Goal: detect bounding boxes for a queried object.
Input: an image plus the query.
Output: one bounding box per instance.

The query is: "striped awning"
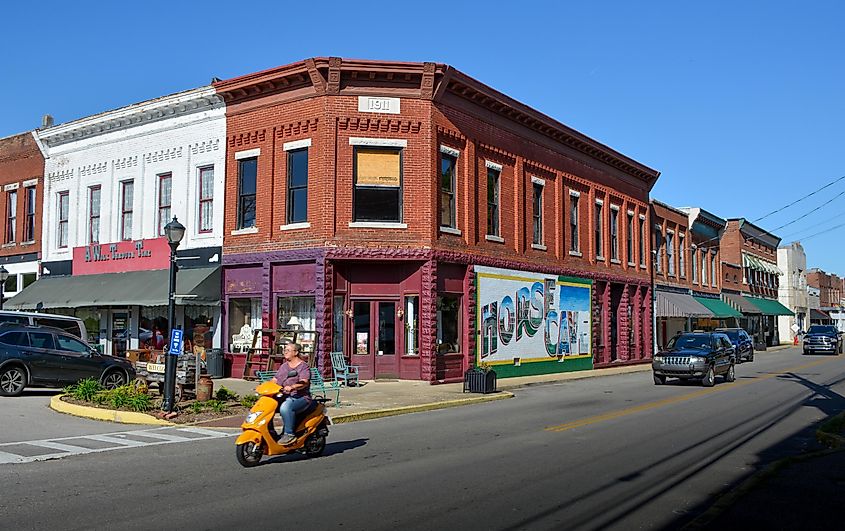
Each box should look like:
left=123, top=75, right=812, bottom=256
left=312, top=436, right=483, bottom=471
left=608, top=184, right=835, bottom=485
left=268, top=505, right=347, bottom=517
left=742, top=253, right=781, bottom=275
left=656, top=291, right=714, bottom=318
left=723, top=293, right=762, bottom=314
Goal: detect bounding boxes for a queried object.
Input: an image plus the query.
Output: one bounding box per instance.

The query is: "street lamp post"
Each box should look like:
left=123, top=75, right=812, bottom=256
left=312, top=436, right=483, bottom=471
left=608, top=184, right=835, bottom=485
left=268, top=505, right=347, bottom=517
left=0, top=266, right=8, bottom=310
left=161, top=217, right=186, bottom=413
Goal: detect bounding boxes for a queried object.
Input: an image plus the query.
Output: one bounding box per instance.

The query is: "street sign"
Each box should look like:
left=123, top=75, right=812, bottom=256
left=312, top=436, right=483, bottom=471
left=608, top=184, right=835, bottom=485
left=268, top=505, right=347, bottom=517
left=169, top=329, right=183, bottom=356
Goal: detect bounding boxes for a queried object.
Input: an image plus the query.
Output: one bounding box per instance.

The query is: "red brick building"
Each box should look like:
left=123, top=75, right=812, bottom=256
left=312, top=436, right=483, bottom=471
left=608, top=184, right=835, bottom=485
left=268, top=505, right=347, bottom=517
left=720, top=218, right=791, bottom=347
left=650, top=202, right=738, bottom=347
left=215, top=58, right=659, bottom=382
left=0, top=132, right=44, bottom=303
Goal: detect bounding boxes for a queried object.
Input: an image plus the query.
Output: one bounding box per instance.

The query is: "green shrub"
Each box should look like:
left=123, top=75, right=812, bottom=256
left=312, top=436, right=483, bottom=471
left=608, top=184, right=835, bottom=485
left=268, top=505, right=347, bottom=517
left=215, top=386, right=239, bottom=402
left=190, top=401, right=205, bottom=414
left=66, top=378, right=104, bottom=402
left=205, top=399, right=228, bottom=413
left=240, top=394, right=258, bottom=408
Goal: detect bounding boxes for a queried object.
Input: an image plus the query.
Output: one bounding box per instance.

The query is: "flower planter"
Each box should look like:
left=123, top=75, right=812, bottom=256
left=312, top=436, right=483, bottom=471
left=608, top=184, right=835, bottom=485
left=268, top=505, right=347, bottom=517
left=463, top=367, right=497, bottom=394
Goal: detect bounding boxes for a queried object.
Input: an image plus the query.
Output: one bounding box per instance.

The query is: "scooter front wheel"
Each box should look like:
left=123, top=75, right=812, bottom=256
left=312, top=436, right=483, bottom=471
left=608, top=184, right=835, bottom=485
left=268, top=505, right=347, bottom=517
left=236, top=442, right=264, bottom=467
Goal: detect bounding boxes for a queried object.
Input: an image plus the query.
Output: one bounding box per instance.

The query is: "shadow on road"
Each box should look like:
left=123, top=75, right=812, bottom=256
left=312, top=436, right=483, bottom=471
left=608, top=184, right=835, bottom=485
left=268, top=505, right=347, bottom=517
left=259, top=438, right=369, bottom=466
left=17, top=389, right=63, bottom=397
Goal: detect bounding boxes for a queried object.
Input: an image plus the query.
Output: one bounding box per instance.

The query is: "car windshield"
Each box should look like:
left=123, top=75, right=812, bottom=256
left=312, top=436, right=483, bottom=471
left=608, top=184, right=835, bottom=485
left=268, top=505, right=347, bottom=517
left=667, top=335, right=710, bottom=350
left=718, top=330, right=739, bottom=341
left=807, top=325, right=838, bottom=335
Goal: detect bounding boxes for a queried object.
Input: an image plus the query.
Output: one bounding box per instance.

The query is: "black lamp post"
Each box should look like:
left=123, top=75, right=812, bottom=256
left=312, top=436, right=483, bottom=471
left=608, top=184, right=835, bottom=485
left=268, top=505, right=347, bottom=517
left=0, top=266, right=8, bottom=310
left=161, top=217, right=185, bottom=413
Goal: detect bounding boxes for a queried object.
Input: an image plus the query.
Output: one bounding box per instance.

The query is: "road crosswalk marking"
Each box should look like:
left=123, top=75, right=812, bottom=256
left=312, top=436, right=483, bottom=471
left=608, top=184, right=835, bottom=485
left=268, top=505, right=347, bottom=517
left=0, top=427, right=233, bottom=465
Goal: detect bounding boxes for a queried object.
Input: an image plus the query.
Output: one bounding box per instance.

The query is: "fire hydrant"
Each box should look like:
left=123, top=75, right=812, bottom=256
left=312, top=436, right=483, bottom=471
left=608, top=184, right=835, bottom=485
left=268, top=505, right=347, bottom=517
left=793, top=335, right=799, bottom=346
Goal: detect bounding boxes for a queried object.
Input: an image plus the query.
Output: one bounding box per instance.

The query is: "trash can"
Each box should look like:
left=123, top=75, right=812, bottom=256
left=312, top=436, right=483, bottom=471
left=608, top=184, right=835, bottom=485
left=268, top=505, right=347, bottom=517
left=206, top=348, right=224, bottom=379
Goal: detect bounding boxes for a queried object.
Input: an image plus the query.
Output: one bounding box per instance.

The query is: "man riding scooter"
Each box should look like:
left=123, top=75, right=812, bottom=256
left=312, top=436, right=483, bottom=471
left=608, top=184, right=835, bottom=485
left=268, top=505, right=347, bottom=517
left=272, top=342, right=312, bottom=445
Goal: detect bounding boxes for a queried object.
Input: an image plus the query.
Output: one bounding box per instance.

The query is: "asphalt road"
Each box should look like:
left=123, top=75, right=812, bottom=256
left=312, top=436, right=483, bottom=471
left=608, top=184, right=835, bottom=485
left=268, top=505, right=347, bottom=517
left=1, top=346, right=843, bottom=531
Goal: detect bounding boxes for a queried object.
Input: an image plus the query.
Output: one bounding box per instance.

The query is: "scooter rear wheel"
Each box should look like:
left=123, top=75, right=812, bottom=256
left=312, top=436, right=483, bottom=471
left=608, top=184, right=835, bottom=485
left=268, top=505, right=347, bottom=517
left=236, top=442, right=264, bottom=467
left=304, top=435, right=326, bottom=457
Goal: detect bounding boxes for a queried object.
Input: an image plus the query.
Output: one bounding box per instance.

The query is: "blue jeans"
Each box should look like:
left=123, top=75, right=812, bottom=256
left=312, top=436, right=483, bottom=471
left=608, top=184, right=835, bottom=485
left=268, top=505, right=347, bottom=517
left=279, top=396, right=311, bottom=435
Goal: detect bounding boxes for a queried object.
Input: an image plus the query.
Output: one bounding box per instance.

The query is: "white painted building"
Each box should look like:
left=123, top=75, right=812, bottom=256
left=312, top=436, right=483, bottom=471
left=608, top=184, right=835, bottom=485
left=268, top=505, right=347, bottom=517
left=777, top=241, right=809, bottom=343
left=9, top=87, right=226, bottom=357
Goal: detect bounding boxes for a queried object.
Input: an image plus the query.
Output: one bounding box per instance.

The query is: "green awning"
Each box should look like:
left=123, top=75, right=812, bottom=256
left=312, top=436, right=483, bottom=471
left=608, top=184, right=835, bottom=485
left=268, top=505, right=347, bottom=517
left=6, top=267, right=221, bottom=310
left=743, top=296, right=794, bottom=316
left=692, top=296, right=743, bottom=318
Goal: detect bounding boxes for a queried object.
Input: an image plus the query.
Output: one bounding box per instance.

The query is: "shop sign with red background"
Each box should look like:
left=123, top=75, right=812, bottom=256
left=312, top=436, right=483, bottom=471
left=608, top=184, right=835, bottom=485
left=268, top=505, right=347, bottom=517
left=73, top=238, right=171, bottom=275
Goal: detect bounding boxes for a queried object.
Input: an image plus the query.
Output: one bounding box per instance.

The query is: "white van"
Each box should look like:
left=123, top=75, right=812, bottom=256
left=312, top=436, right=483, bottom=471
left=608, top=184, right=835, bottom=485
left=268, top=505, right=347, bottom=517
left=0, top=310, right=88, bottom=343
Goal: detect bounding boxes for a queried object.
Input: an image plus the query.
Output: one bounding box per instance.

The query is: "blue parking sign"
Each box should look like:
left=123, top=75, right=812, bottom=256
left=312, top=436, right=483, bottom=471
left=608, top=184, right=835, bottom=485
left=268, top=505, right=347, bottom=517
left=169, top=329, right=184, bottom=356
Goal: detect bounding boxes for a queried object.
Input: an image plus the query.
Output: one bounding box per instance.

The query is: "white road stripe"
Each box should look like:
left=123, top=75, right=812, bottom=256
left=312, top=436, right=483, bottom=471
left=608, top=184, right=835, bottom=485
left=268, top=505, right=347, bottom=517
left=0, top=427, right=234, bottom=465
left=29, top=441, right=92, bottom=453
left=85, top=434, right=147, bottom=447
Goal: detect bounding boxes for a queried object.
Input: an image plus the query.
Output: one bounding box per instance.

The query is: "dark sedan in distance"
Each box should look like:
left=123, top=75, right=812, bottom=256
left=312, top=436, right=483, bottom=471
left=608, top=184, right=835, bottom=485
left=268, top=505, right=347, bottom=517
left=0, top=325, right=135, bottom=397
left=715, top=327, right=754, bottom=362
left=652, top=332, right=737, bottom=387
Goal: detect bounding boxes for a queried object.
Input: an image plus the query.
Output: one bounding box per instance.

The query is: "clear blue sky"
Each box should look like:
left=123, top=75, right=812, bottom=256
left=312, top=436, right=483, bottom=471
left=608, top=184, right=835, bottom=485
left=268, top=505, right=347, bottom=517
left=3, top=1, right=844, bottom=272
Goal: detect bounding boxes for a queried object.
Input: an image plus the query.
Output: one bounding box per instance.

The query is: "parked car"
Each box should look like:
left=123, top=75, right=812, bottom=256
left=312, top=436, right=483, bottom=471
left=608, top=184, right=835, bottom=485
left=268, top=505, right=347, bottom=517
left=715, top=327, right=754, bottom=362
left=652, top=332, right=737, bottom=387
left=0, top=310, right=88, bottom=343
left=802, top=325, right=843, bottom=355
left=0, top=324, right=134, bottom=397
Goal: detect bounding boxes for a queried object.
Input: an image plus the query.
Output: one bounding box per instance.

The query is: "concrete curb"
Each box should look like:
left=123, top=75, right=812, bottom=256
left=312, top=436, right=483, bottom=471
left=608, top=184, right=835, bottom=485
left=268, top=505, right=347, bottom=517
left=50, top=395, right=173, bottom=426
left=330, top=391, right=514, bottom=424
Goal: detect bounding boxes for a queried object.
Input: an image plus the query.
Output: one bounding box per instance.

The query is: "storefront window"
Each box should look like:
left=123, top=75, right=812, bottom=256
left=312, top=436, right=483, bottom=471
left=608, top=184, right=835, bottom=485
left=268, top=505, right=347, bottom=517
left=184, top=306, right=214, bottom=354
left=228, top=298, right=261, bottom=352
left=277, top=296, right=316, bottom=330
left=436, top=294, right=461, bottom=355
left=140, top=306, right=168, bottom=350
left=74, top=308, right=102, bottom=347
left=404, top=295, right=419, bottom=355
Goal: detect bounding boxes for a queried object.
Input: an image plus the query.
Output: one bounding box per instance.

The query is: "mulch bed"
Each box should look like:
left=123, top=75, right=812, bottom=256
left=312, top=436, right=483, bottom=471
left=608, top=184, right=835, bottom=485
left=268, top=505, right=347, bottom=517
left=60, top=395, right=250, bottom=425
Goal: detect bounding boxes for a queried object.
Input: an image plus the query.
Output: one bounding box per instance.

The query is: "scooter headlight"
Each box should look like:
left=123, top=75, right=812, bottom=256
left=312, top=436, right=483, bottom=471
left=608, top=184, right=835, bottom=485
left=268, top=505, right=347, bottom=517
left=245, top=411, right=263, bottom=423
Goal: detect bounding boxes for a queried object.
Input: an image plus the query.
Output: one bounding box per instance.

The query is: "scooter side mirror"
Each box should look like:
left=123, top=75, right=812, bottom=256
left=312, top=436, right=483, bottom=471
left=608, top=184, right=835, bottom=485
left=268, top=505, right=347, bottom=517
left=287, top=370, right=299, bottom=378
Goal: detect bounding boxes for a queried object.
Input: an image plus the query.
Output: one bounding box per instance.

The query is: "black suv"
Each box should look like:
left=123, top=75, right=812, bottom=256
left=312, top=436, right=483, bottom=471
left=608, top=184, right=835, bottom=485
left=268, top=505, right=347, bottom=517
left=715, top=327, right=754, bottom=362
left=0, top=325, right=135, bottom=396
left=802, top=325, right=843, bottom=355
left=652, top=332, right=737, bottom=387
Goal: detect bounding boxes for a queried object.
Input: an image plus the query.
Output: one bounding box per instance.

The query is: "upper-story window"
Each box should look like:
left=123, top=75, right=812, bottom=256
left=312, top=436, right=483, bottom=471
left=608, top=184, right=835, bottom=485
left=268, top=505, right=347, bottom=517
left=157, top=173, right=172, bottom=236
left=532, top=181, right=543, bottom=245
left=569, top=192, right=580, bottom=253
left=287, top=149, right=308, bottom=224
left=594, top=200, right=604, bottom=259
left=678, top=233, right=686, bottom=277
left=57, top=191, right=69, bottom=248
left=626, top=211, right=634, bottom=264
left=120, top=181, right=134, bottom=241
left=639, top=216, right=646, bottom=267
left=486, top=166, right=500, bottom=237
left=711, top=253, right=717, bottom=287
left=24, top=186, right=35, bottom=242
left=654, top=227, right=663, bottom=274
left=440, top=152, right=457, bottom=229
left=610, top=205, right=619, bottom=261
left=198, top=167, right=214, bottom=233
left=354, top=147, right=402, bottom=222
left=5, top=190, right=16, bottom=244
left=666, top=231, right=675, bottom=276
left=701, top=249, right=708, bottom=285
left=692, top=247, right=698, bottom=284
left=237, top=158, right=257, bottom=229
left=88, top=186, right=100, bottom=244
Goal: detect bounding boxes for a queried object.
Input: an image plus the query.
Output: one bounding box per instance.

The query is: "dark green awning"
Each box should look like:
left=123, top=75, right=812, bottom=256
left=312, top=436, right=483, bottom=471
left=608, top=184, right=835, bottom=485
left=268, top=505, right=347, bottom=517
left=692, top=296, right=743, bottom=318
left=743, top=296, right=794, bottom=316
left=6, top=267, right=220, bottom=310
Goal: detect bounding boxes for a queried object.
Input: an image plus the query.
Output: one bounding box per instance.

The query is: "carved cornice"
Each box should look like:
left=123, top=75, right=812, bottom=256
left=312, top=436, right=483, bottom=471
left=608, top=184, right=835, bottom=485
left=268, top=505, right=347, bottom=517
left=337, top=117, right=421, bottom=134
left=36, top=87, right=223, bottom=149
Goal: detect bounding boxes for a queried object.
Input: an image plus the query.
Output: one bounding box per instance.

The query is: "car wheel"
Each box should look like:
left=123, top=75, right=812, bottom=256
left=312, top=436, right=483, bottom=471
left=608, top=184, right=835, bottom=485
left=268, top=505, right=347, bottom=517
left=0, top=365, right=27, bottom=397
left=102, top=370, right=127, bottom=389
left=725, top=363, right=736, bottom=383
left=749, top=349, right=754, bottom=362
left=701, top=366, right=715, bottom=387
left=653, top=373, right=666, bottom=385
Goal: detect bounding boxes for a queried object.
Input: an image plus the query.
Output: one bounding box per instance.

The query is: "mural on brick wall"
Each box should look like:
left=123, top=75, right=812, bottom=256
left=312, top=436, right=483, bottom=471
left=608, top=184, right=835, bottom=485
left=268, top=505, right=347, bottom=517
left=475, top=266, right=592, bottom=367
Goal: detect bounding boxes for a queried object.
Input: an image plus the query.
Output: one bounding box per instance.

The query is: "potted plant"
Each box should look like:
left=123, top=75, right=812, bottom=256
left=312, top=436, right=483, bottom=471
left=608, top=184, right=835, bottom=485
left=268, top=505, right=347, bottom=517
left=463, top=362, right=497, bottom=394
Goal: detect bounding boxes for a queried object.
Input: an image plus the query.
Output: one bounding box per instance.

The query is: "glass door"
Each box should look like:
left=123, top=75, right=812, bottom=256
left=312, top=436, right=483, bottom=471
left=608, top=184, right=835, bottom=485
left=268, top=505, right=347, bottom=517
left=352, top=301, right=373, bottom=379
left=375, top=301, right=398, bottom=378
left=351, top=300, right=400, bottom=379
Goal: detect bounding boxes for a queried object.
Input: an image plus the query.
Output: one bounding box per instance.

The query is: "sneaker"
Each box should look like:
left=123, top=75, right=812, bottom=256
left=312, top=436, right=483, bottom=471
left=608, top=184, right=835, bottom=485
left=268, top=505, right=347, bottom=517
left=279, top=434, right=296, bottom=445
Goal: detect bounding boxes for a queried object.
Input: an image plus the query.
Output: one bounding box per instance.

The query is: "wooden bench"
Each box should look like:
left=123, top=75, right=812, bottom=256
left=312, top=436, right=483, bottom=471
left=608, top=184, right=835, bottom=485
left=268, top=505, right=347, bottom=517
left=330, top=351, right=360, bottom=386
left=256, top=370, right=275, bottom=383
left=309, top=368, right=342, bottom=406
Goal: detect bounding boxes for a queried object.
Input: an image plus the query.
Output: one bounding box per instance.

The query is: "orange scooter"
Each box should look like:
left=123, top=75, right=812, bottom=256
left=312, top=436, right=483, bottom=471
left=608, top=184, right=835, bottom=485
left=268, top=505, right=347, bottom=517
left=235, top=378, right=330, bottom=467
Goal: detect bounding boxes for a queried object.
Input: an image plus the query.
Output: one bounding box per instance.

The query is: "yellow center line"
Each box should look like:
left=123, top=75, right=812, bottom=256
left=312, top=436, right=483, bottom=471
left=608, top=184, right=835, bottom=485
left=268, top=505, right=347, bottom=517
left=545, top=357, right=836, bottom=433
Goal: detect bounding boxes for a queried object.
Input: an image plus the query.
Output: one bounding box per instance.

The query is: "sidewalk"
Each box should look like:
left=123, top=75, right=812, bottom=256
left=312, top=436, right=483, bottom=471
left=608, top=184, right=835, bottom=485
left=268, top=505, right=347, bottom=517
left=197, top=363, right=653, bottom=427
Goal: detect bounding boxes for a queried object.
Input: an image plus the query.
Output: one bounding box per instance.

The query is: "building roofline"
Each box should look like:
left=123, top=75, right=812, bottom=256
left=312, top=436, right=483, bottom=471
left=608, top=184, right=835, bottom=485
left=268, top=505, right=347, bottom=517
left=214, top=57, right=660, bottom=185
left=650, top=199, right=689, bottom=218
